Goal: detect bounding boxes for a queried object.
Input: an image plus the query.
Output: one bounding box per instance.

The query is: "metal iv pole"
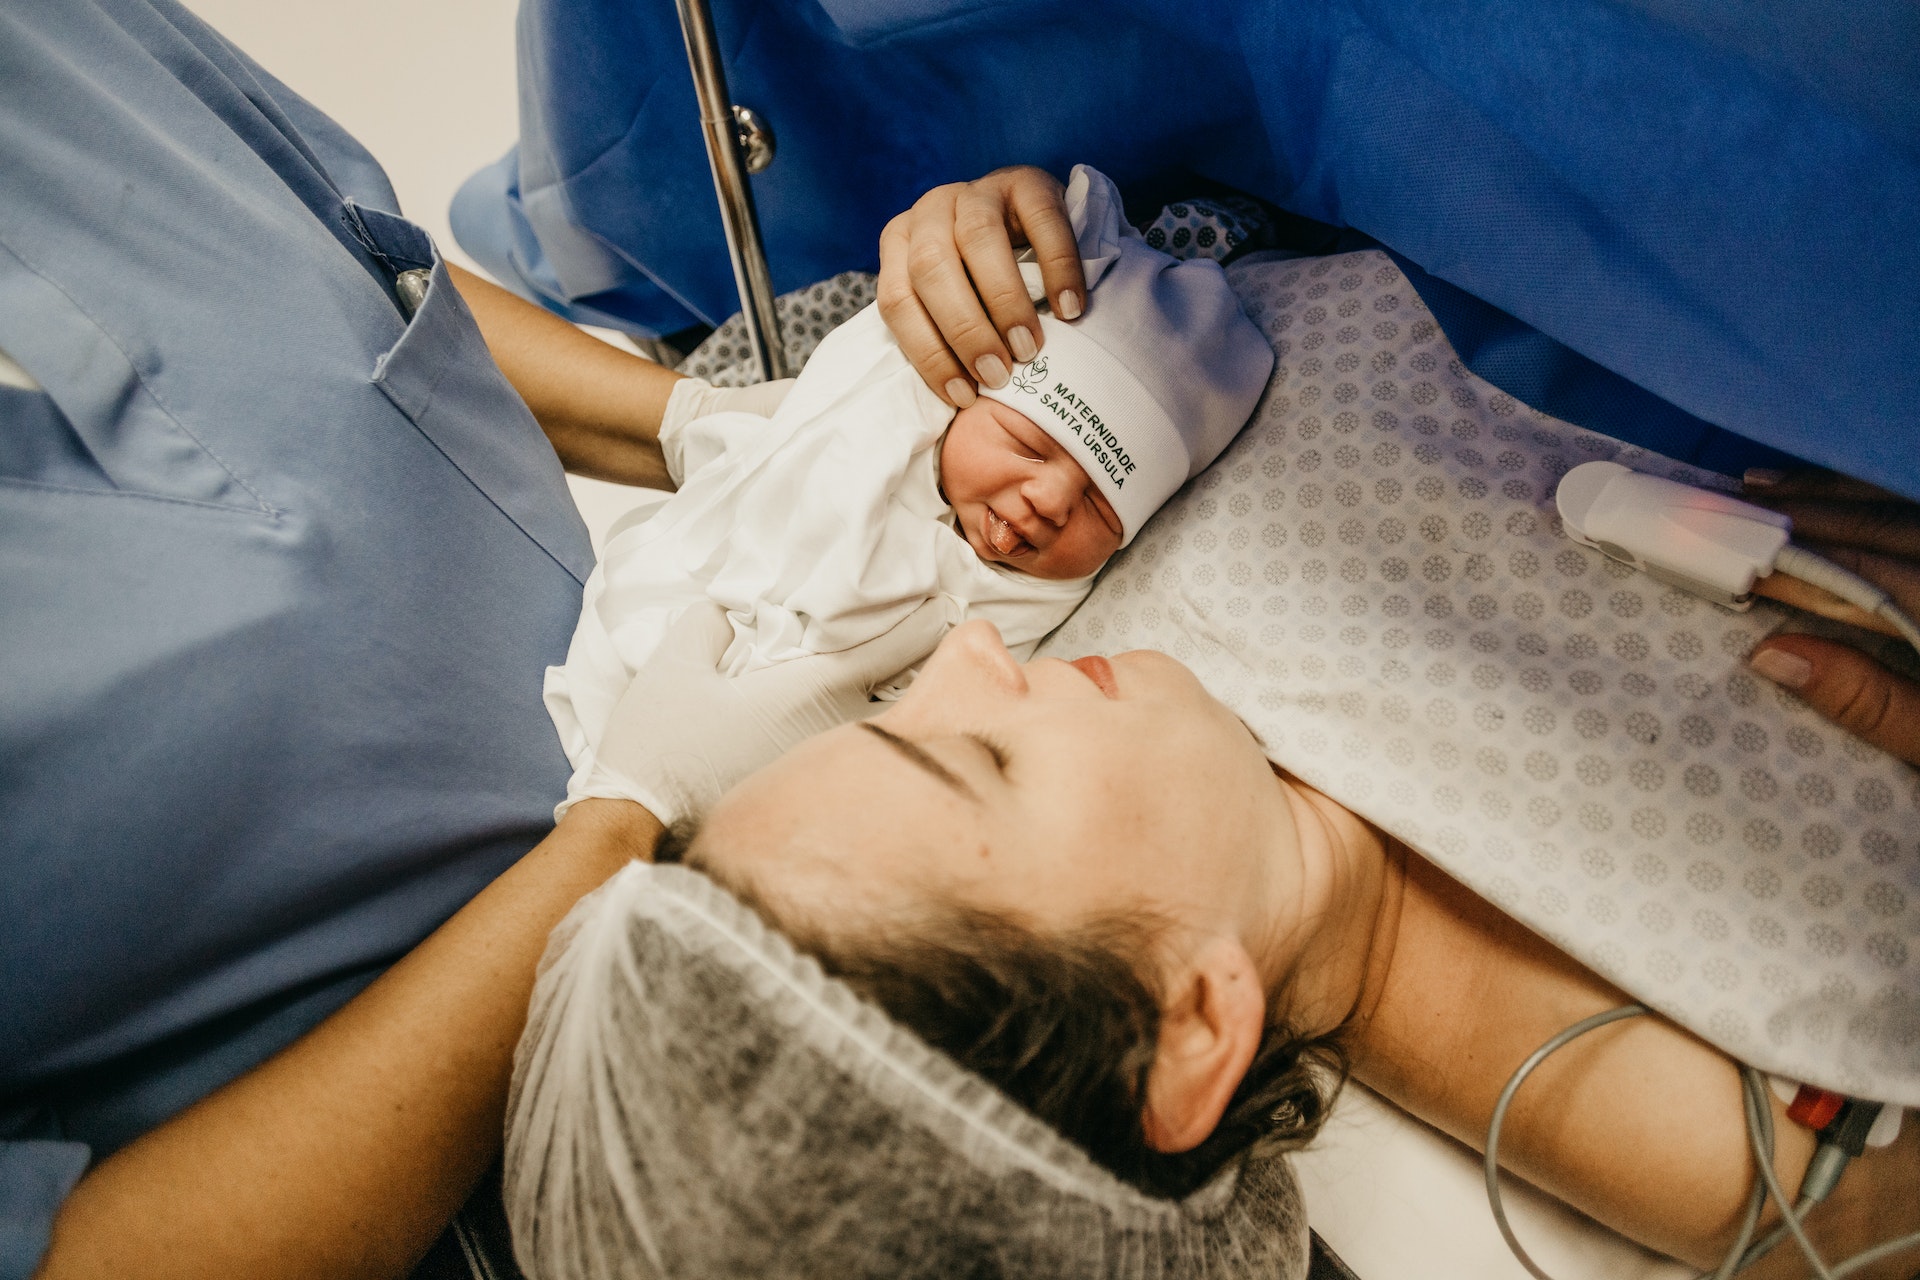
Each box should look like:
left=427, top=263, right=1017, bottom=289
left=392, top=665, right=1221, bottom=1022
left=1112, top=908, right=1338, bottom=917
left=673, top=0, right=788, bottom=380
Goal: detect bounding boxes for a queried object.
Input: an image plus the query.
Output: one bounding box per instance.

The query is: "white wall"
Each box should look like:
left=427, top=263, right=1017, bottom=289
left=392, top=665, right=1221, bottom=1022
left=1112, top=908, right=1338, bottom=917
left=181, top=0, right=522, bottom=272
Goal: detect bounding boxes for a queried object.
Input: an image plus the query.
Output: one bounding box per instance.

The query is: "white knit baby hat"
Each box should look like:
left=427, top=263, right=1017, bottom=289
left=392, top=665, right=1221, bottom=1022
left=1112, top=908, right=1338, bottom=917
left=979, top=164, right=1274, bottom=543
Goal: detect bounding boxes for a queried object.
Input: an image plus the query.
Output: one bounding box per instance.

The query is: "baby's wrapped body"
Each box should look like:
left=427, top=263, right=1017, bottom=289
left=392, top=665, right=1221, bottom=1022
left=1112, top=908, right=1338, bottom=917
left=546, top=165, right=1274, bottom=816
left=545, top=302, right=1095, bottom=808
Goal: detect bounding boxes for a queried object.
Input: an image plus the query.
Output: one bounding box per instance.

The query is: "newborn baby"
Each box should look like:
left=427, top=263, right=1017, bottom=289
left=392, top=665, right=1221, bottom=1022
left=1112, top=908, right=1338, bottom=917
left=546, top=165, right=1272, bottom=815
left=936, top=394, right=1124, bottom=581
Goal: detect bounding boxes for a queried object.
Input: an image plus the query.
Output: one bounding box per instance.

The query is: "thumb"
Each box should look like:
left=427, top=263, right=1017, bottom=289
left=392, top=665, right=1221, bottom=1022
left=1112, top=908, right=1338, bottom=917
left=1750, top=636, right=1920, bottom=766
left=723, top=376, right=796, bottom=417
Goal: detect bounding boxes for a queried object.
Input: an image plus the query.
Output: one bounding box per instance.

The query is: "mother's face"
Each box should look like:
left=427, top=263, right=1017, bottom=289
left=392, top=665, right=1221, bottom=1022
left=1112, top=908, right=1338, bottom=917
left=697, top=621, right=1298, bottom=956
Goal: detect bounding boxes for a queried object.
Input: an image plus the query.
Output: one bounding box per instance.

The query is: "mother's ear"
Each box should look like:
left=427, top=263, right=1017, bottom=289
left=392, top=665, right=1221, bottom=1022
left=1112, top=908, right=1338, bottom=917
left=1140, top=937, right=1266, bottom=1153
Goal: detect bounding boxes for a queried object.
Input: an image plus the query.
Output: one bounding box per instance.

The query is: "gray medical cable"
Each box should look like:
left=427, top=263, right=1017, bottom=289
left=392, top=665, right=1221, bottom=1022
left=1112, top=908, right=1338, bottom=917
left=1827, top=1228, right=1920, bottom=1279
left=1737, top=1067, right=1834, bottom=1280
left=1482, top=1006, right=1914, bottom=1280
left=1773, top=544, right=1920, bottom=656
left=1707, top=1068, right=1772, bottom=1280
left=1481, top=1003, right=1650, bottom=1280
left=1726, top=1069, right=1798, bottom=1276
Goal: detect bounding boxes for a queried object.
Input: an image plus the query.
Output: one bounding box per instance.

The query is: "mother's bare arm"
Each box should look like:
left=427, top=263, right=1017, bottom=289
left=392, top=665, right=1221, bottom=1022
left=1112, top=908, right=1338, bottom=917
left=1353, top=850, right=1917, bottom=1278
left=37, top=800, right=658, bottom=1280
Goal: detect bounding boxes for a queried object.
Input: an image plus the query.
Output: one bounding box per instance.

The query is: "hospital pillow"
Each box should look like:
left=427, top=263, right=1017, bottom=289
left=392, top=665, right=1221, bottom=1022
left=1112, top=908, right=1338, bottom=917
left=505, top=861, right=1311, bottom=1280
left=1041, top=248, right=1920, bottom=1109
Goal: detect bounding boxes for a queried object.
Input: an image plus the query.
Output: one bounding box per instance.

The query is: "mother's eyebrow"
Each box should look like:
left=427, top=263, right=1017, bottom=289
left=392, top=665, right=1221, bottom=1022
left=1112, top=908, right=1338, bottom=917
left=859, top=722, right=978, bottom=801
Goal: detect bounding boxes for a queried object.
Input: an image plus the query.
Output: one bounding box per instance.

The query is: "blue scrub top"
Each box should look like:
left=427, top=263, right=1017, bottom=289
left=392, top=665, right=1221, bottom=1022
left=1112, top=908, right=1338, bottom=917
left=456, top=0, right=1920, bottom=500
left=0, top=2, right=593, bottom=1273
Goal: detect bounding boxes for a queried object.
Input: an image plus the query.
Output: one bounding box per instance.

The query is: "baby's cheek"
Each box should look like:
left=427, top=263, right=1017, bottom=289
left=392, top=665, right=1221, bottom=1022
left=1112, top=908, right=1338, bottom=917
left=1075, top=517, right=1124, bottom=573
left=1038, top=522, right=1120, bottom=580
left=942, top=456, right=986, bottom=508
left=936, top=411, right=1002, bottom=506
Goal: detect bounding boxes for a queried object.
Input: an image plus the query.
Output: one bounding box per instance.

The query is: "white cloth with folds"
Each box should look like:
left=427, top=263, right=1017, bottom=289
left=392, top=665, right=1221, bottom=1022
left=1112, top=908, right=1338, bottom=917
left=545, top=304, right=1093, bottom=815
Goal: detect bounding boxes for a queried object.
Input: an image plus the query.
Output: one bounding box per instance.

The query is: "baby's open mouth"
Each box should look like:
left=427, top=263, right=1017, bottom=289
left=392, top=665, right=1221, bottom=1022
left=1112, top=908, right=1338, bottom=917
left=984, top=507, right=1032, bottom=558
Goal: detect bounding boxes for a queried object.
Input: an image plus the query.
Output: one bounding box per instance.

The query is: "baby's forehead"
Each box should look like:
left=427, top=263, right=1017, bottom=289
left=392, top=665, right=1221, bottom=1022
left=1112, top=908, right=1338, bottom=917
left=961, top=396, right=1043, bottom=438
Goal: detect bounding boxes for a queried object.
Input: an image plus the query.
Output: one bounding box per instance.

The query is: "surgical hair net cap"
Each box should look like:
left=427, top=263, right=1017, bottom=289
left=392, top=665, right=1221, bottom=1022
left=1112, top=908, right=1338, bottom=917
left=978, top=164, right=1275, bottom=545
left=505, top=861, right=1310, bottom=1279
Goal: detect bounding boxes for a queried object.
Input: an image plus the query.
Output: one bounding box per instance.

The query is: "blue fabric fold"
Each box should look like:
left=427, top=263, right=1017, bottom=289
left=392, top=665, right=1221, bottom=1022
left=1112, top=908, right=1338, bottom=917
left=459, top=0, right=1918, bottom=496
left=0, top=1143, right=88, bottom=1280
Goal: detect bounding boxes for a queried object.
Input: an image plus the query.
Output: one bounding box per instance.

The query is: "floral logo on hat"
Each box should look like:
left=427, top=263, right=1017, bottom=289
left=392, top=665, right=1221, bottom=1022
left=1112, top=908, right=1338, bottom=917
left=1009, top=355, right=1048, bottom=394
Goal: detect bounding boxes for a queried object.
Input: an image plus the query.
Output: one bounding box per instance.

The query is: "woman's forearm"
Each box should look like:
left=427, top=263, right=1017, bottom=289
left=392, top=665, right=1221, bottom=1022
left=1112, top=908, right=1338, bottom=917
left=449, top=264, right=682, bottom=489
left=37, top=799, right=659, bottom=1280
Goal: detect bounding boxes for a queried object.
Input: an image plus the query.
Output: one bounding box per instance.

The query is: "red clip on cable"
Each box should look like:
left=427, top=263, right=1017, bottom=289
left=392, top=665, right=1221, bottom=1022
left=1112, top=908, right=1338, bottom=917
left=1787, top=1084, right=1845, bottom=1131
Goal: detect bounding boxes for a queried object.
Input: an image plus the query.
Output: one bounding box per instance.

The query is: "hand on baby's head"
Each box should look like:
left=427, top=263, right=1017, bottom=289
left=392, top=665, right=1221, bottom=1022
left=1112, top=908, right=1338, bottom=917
left=926, top=166, right=1273, bottom=584
left=939, top=399, right=1124, bottom=581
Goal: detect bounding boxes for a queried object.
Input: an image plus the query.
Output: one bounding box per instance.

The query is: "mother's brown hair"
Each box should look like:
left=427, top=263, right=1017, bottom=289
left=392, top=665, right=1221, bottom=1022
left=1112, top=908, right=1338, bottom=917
left=657, top=820, right=1348, bottom=1200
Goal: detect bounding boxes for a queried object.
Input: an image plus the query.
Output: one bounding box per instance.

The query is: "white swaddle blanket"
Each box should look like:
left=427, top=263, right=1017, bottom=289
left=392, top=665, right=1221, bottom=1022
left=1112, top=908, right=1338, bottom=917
left=546, top=304, right=1093, bottom=803
left=1041, top=249, right=1920, bottom=1106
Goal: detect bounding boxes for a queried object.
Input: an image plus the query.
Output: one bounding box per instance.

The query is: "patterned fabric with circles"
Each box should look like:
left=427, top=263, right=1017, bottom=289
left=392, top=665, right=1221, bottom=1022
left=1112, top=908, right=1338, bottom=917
left=678, top=271, right=877, bottom=385
left=1039, top=249, right=1920, bottom=1106
left=1142, top=196, right=1274, bottom=263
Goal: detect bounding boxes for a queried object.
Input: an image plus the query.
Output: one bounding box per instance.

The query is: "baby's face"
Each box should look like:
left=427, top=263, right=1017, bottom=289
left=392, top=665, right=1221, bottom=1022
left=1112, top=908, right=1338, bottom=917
left=939, top=399, right=1123, bottom=580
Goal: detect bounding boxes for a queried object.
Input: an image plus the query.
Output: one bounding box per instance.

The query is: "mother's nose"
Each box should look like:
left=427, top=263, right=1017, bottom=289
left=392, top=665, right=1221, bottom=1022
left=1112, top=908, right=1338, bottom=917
left=905, top=619, right=1030, bottom=705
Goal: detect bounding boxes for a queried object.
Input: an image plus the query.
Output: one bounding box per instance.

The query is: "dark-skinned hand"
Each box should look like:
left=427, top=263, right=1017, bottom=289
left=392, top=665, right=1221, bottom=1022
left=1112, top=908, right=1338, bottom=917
left=1745, top=467, right=1920, bottom=767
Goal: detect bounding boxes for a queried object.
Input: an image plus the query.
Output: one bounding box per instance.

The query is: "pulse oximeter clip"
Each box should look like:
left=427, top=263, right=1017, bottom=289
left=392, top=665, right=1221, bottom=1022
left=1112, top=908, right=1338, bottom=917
left=1555, top=460, right=1920, bottom=654
left=1555, top=461, right=1788, bottom=608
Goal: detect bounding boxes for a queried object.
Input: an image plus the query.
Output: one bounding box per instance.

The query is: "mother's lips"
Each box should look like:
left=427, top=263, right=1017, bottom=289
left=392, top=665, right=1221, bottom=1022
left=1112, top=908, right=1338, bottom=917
left=1069, top=655, right=1118, bottom=699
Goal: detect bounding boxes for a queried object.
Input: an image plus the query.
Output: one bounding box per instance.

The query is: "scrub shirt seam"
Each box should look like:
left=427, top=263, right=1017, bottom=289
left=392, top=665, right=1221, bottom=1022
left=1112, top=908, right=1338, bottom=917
left=0, top=231, right=282, bottom=520
left=0, top=473, right=279, bottom=517
left=392, top=416, right=588, bottom=586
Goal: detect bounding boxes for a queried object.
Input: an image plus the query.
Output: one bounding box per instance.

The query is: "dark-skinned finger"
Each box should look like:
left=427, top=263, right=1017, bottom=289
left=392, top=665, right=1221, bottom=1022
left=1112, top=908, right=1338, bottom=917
left=997, top=167, right=1084, bottom=322
left=1752, top=572, right=1900, bottom=636
left=1795, top=541, right=1920, bottom=619
left=878, top=213, right=976, bottom=406
left=1743, top=467, right=1909, bottom=503
left=1746, top=498, right=1920, bottom=561
left=950, top=183, right=1042, bottom=371
left=903, top=203, right=1014, bottom=391
left=1749, top=635, right=1920, bottom=766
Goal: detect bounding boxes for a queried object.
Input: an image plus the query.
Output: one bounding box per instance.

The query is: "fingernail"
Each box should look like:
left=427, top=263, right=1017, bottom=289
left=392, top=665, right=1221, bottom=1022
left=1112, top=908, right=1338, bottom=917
left=944, top=377, right=976, bottom=408
left=1750, top=647, right=1812, bottom=690
left=1743, top=468, right=1786, bottom=489
left=975, top=353, right=1009, bottom=389
left=1056, top=290, right=1082, bottom=321
left=1007, top=325, right=1037, bottom=364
